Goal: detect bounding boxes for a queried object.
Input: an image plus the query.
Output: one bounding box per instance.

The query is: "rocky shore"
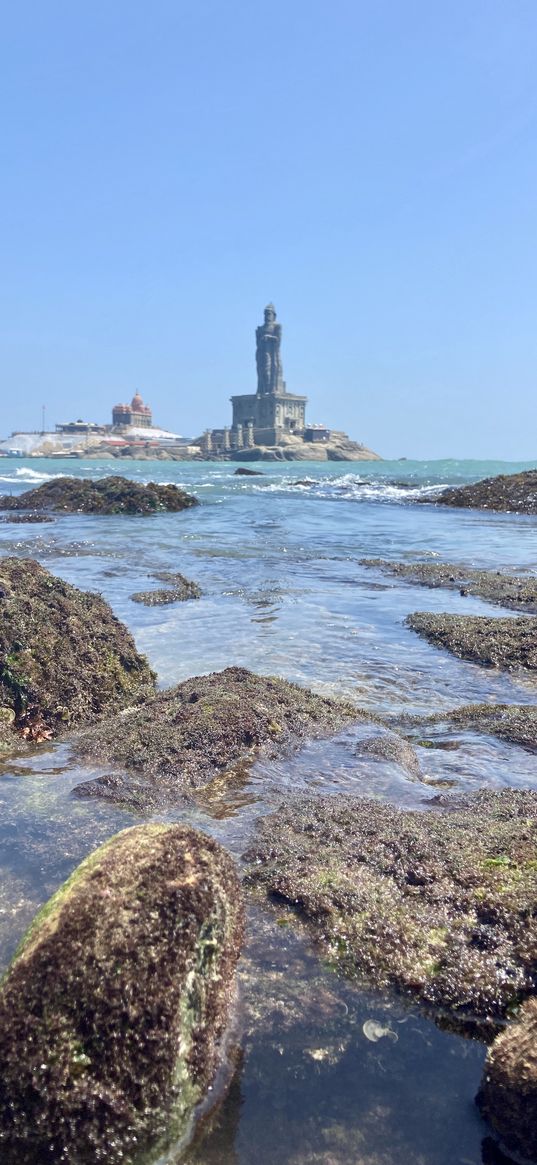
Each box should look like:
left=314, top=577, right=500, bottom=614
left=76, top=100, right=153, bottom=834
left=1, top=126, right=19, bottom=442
left=430, top=468, right=537, bottom=514
left=2, top=463, right=537, bottom=1161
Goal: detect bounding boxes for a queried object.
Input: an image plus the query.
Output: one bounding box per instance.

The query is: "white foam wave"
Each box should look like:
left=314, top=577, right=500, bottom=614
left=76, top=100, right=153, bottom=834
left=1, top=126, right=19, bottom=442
left=250, top=474, right=449, bottom=504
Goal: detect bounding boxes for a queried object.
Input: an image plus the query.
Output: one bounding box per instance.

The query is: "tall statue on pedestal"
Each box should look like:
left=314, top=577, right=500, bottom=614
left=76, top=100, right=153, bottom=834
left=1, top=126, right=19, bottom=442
left=256, top=304, right=285, bottom=395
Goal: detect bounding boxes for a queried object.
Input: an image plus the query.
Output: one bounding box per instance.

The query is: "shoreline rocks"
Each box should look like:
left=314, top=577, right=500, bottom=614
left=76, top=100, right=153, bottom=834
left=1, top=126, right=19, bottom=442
left=362, top=559, right=537, bottom=614
left=0, top=824, right=244, bottom=1164
left=0, top=475, right=198, bottom=515
left=403, top=704, right=537, bottom=754
left=0, top=557, right=155, bottom=745
left=406, top=611, right=537, bottom=672
left=72, top=666, right=362, bottom=809
left=244, top=789, right=537, bottom=1020
left=430, top=469, right=537, bottom=514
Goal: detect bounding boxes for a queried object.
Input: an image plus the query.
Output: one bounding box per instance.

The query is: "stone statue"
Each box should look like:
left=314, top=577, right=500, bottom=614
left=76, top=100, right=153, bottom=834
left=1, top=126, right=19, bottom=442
left=256, top=304, right=285, bottom=395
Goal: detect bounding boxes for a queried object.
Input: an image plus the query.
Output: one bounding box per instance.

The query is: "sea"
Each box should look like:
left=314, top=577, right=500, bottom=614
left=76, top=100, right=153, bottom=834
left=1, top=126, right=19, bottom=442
left=1, top=455, right=536, bottom=1165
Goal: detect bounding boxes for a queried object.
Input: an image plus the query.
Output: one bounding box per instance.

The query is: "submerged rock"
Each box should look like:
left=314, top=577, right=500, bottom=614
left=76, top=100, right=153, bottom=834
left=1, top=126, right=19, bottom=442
left=362, top=558, right=537, bottom=614
left=0, top=512, right=54, bottom=524
left=478, top=997, right=537, bottom=1162
left=244, top=789, right=537, bottom=1019
left=0, top=557, right=155, bottom=743
left=407, top=611, right=537, bottom=672
left=406, top=704, right=537, bottom=755
left=355, top=729, right=421, bottom=777
left=233, top=467, right=264, bottom=476
left=0, top=475, right=198, bottom=515
left=0, top=824, right=243, bottom=1164
left=430, top=469, right=537, bottom=514
left=73, top=666, right=360, bottom=809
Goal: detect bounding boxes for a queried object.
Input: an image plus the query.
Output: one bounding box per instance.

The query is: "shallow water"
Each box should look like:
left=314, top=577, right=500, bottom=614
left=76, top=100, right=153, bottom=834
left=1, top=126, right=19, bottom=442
left=1, top=456, right=536, bottom=1164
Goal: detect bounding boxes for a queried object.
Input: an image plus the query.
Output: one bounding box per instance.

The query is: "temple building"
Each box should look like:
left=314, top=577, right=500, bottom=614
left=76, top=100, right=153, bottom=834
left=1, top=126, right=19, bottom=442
left=112, top=392, right=153, bottom=429
left=229, top=304, right=308, bottom=447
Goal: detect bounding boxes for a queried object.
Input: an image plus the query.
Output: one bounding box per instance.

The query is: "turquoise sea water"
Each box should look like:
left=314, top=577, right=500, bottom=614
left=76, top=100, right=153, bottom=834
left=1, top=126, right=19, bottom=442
left=1, top=456, right=536, bottom=1164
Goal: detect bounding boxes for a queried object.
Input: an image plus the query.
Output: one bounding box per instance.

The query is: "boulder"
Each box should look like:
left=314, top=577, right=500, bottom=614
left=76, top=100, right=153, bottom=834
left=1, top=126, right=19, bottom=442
left=245, top=789, right=537, bottom=1019
left=0, top=824, right=243, bottom=1164
left=478, top=997, right=537, bottom=1161
left=0, top=475, right=198, bottom=515
left=355, top=728, right=421, bottom=777
left=73, top=666, right=361, bottom=809
left=0, top=557, right=155, bottom=744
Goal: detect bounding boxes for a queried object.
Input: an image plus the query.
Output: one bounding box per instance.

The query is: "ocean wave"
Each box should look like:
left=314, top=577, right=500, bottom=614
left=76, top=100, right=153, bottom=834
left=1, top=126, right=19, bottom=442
left=0, top=467, right=68, bottom=485
left=250, top=474, right=448, bottom=504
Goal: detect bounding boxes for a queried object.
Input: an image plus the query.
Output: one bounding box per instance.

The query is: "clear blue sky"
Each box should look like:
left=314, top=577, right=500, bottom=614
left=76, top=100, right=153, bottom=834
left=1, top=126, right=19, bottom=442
left=1, top=1, right=536, bottom=459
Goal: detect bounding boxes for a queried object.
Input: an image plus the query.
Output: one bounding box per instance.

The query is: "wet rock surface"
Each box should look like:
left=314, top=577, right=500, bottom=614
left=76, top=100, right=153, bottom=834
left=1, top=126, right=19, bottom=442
left=131, top=573, right=202, bottom=606
left=244, top=789, right=537, bottom=1020
left=430, top=469, right=537, bottom=514
left=407, top=611, right=537, bottom=672
left=362, top=558, right=537, bottom=614
left=0, top=512, right=54, bottom=524
left=233, top=467, right=264, bottom=476
left=0, top=824, right=244, bottom=1164
left=73, top=666, right=361, bottom=809
left=478, top=997, right=537, bottom=1162
left=0, top=557, right=155, bottom=744
left=0, top=474, right=198, bottom=514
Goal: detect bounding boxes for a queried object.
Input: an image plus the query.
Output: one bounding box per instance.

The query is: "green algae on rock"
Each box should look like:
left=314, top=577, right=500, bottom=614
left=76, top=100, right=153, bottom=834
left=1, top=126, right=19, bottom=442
left=430, top=469, right=537, bottom=514
left=0, top=557, right=155, bottom=742
left=244, top=789, right=537, bottom=1020
left=362, top=559, right=537, bottom=614
left=406, top=611, right=537, bottom=672
left=72, top=666, right=361, bottom=809
left=478, top=996, right=537, bottom=1162
left=0, top=824, right=244, bottom=1165
left=0, top=474, right=198, bottom=514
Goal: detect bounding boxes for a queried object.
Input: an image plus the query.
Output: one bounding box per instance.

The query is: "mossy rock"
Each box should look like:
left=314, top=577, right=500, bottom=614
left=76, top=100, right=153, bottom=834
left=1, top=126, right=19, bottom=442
left=478, top=996, right=537, bottom=1161
left=244, top=789, right=537, bottom=1020
left=403, top=703, right=537, bottom=755
left=0, top=475, right=198, bottom=515
left=73, top=666, right=362, bottom=809
left=0, top=824, right=244, bottom=1164
left=0, top=557, right=156, bottom=741
left=429, top=469, right=537, bottom=514
left=406, top=611, right=537, bottom=672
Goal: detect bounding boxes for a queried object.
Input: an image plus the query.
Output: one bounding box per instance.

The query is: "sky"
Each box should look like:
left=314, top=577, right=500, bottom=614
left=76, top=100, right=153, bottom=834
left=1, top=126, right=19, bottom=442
left=1, top=0, right=536, bottom=460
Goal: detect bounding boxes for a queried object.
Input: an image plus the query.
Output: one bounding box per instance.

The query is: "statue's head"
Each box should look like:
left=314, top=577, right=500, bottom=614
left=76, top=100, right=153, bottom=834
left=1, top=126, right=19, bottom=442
left=264, top=303, right=276, bottom=324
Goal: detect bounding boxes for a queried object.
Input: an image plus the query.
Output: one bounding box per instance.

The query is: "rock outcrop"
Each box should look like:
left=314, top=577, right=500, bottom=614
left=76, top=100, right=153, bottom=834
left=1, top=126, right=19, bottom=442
left=406, top=611, right=537, bottom=672
left=478, top=997, right=537, bottom=1161
left=431, top=469, right=537, bottom=514
left=73, top=666, right=361, bottom=809
left=0, top=475, right=198, bottom=515
left=0, top=824, right=244, bottom=1164
left=245, top=789, right=537, bottom=1019
left=0, top=558, right=155, bottom=745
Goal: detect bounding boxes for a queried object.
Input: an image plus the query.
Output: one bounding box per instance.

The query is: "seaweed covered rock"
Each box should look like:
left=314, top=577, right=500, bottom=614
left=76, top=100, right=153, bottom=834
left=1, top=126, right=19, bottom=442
left=362, top=559, right=537, bottom=614
left=245, top=789, right=537, bottom=1019
left=131, top=572, right=202, bottom=605
left=431, top=469, right=537, bottom=514
left=0, top=557, right=155, bottom=742
left=478, top=997, right=537, bottom=1161
left=407, top=611, right=537, bottom=672
left=73, top=666, right=360, bottom=809
left=0, top=475, right=198, bottom=515
left=0, top=824, right=244, bottom=1164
